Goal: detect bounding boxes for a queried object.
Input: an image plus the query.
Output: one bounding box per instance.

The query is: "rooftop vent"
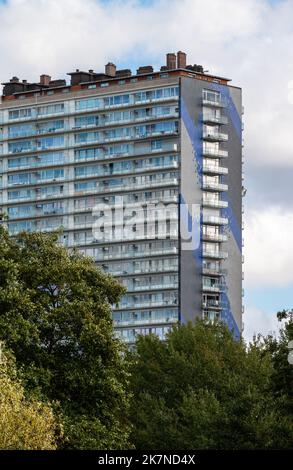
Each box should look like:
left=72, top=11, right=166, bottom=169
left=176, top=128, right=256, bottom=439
left=166, top=53, right=176, bottom=69
left=40, top=74, right=51, bottom=86
left=177, top=51, right=186, bottom=69
left=105, top=62, right=116, bottom=77
left=137, top=65, right=153, bottom=75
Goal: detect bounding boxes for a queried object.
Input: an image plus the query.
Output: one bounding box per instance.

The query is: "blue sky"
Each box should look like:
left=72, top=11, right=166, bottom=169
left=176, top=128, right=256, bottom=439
left=0, top=0, right=292, bottom=340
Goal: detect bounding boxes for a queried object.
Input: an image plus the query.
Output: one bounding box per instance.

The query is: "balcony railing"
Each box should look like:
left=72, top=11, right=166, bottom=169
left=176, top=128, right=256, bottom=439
left=99, top=263, right=178, bottom=276
left=202, top=250, right=228, bottom=259
left=202, top=164, right=228, bottom=175
left=202, top=98, right=227, bottom=108
left=202, top=267, right=227, bottom=276
left=202, top=181, right=228, bottom=191
left=124, top=282, right=178, bottom=292
left=113, top=299, right=178, bottom=310
left=113, top=316, right=178, bottom=327
left=202, top=115, right=228, bottom=125
left=202, top=233, right=227, bottom=242
left=95, top=246, right=178, bottom=260
left=202, top=215, right=228, bottom=225
left=202, top=283, right=224, bottom=292
left=202, top=131, right=228, bottom=141
left=202, top=198, right=228, bottom=209
left=202, top=148, right=228, bottom=158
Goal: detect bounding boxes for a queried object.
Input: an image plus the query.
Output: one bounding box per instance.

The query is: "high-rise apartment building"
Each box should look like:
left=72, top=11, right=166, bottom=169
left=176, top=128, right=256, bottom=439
left=0, top=52, right=243, bottom=344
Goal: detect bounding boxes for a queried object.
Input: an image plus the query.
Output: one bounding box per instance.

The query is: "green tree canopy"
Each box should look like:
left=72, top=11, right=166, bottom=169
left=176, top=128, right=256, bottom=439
left=0, top=226, right=130, bottom=449
left=0, top=342, right=59, bottom=449
left=129, top=320, right=293, bottom=449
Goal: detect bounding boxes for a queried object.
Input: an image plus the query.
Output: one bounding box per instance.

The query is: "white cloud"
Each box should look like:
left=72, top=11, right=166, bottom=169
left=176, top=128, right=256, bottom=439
left=244, top=206, right=293, bottom=288
left=243, top=305, right=282, bottom=342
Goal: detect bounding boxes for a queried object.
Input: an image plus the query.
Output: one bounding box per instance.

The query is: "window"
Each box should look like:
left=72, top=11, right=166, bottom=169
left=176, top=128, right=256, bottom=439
left=75, top=98, right=102, bottom=111
left=37, top=135, right=64, bottom=150
left=203, top=89, right=221, bottom=103
left=75, top=147, right=103, bottom=161
left=8, top=140, right=33, bottom=154
left=104, top=94, right=130, bottom=107
left=75, top=115, right=98, bottom=128
left=75, top=131, right=100, bottom=144
left=8, top=123, right=34, bottom=138
left=37, top=103, right=65, bottom=116
left=8, top=108, right=32, bottom=120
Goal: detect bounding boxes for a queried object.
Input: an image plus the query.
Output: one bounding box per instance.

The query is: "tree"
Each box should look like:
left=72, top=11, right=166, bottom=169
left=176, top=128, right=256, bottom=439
left=129, top=320, right=293, bottom=449
left=0, top=227, right=131, bottom=449
left=0, top=343, right=59, bottom=449
left=261, top=310, right=293, bottom=417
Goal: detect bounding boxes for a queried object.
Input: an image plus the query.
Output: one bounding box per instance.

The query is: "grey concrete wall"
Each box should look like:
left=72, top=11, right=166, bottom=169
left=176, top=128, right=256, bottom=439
left=179, top=77, right=242, bottom=336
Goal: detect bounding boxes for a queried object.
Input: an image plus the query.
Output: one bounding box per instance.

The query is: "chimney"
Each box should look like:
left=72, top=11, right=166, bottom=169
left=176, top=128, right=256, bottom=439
left=166, top=53, right=176, bottom=70
left=40, top=74, right=51, bottom=86
left=177, top=51, right=186, bottom=69
left=105, top=62, right=116, bottom=77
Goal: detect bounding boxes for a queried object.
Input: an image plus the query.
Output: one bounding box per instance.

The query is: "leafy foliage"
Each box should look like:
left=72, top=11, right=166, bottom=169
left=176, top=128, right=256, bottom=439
left=0, top=227, right=131, bottom=449
left=129, top=321, right=293, bottom=449
left=0, top=343, right=59, bottom=449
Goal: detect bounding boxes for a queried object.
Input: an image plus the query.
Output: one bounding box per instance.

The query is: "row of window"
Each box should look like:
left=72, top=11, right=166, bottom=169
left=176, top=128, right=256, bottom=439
left=113, top=308, right=178, bottom=326
left=5, top=121, right=178, bottom=154
left=99, top=257, right=178, bottom=275
left=118, top=292, right=178, bottom=309
left=5, top=87, right=179, bottom=121
left=74, top=121, right=178, bottom=144
left=74, top=171, right=179, bottom=193
left=6, top=139, right=176, bottom=169
left=115, top=326, right=172, bottom=342
left=6, top=166, right=178, bottom=188
left=75, top=87, right=179, bottom=111
left=5, top=106, right=177, bottom=139
left=6, top=186, right=177, bottom=205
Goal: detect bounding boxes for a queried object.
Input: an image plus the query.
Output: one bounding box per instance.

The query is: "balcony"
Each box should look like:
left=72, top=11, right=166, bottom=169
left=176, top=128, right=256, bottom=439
left=202, top=181, right=228, bottom=192
left=202, top=310, right=221, bottom=320
left=202, top=267, right=226, bottom=277
left=202, top=283, right=223, bottom=292
left=202, top=148, right=228, bottom=158
left=114, top=316, right=178, bottom=327
left=202, top=249, right=228, bottom=259
left=96, top=246, right=178, bottom=261
left=202, top=300, right=222, bottom=310
left=202, top=115, right=228, bottom=125
left=202, top=233, right=227, bottom=242
left=202, top=215, right=228, bottom=225
left=125, top=282, right=178, bottom=292
left=113, top=299, right=178, bottom=310
left=202, top=131, right=228, bottom=142
left=202, top=198, right=228, bottom=209
left=100, top=263, right=178, bottom=276
left=202, top=164, right=228, bottom=175
left=202, top=98, right=226, bottom=108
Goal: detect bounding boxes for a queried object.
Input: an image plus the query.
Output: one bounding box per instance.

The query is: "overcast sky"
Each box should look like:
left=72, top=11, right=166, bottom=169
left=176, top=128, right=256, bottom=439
left=0, top=0, right=292, bottom=341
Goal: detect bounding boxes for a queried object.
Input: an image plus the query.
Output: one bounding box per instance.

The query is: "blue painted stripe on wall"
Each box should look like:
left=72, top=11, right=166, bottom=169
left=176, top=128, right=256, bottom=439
left=180, top=90, right=241, bottom=338
left=221, top=192, right=242, bottom=252
left=221, top=292, right=241, bottom=340
left=211, top=83, right=242, bottom=139
left=181, top=97, right=203, bottom=180
left=210, top=83, right=242, bottom=251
